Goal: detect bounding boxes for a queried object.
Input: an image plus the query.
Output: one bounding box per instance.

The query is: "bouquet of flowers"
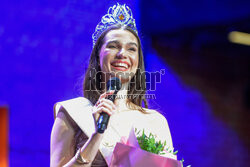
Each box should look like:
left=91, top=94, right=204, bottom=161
left=110, top=127, right=184, bottom=167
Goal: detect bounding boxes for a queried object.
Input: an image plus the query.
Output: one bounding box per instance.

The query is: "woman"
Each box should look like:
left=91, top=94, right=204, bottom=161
left=51, top=3, right=174, bottom=167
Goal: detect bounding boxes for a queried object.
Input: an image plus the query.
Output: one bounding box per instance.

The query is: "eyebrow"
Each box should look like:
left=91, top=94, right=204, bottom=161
left=106, top=40, right=138, bottom=48
left=128, top=42, right=138, bottom=48
left=106, top=40, right=119, bottom=46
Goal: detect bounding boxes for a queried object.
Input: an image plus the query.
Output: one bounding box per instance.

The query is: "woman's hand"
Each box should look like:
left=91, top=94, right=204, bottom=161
left=92, top=91, right=117, bottom=123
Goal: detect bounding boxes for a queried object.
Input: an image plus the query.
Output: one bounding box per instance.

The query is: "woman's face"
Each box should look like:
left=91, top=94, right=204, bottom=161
left=99, top=29, right=139, bottom=83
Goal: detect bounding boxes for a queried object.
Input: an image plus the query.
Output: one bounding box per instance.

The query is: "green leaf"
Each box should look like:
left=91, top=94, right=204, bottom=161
left=173, top=150, right=178, bottom=155
left=135, top=129, right=183, bottom=157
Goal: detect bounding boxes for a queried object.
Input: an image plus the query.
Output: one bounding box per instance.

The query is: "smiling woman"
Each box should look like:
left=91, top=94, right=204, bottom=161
left=83, top=24, right=148, bottom=112
left=50, top=3, right=175, bottom=167
left=99, top=29, right=139, bottom=83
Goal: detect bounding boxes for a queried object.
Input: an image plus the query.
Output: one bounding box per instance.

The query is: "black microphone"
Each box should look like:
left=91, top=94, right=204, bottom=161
left=97, top=77, right=122, bottom=133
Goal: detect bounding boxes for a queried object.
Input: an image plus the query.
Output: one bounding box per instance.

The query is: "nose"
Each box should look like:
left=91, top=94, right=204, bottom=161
left=116, top=48, right=127, bottom=59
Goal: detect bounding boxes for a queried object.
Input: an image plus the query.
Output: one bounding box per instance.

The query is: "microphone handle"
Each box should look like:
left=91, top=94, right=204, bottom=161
left=97, top=90, right=117, bottom=133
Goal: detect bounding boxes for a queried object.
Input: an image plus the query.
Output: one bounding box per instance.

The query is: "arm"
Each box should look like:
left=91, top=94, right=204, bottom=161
left=50, top=107, right=104, bottom=167
left=152, top=113, right=177, bottom=159
left=51, top=93, right=116, bottom=167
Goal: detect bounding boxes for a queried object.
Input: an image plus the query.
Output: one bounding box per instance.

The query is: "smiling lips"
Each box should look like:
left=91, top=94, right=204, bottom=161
left=111, top=61, right=130, bottom=71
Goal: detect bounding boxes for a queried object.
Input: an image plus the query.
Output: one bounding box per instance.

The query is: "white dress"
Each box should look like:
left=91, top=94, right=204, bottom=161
left=54, top=97, right=175, bottom=166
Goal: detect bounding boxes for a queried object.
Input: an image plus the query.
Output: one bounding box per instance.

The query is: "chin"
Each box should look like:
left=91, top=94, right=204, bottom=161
left=104, top=67, right=136, bottom=83
left=115, top=71, right=135, bottom=84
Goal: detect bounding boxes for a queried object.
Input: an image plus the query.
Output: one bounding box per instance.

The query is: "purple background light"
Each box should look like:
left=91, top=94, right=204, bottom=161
left=0, top=0, right=249, bottom=166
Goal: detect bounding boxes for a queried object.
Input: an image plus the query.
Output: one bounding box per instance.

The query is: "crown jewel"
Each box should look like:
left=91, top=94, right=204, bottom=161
left=92, top=3, right=138, bottom=46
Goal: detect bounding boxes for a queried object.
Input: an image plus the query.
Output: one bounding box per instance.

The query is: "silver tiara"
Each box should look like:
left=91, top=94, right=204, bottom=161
left=92, top=3, right=138, bottom=47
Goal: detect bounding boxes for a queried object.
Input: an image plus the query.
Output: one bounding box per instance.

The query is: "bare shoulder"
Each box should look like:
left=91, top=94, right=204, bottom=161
left=143, top=108, right=168, bottom=124
left=51, top=106, right=76, bottom=144
left=57, top=107, right=78, bottom=128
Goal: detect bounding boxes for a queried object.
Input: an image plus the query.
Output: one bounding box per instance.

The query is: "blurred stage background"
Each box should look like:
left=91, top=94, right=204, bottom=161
left=0, top=0, right=250, bottom=166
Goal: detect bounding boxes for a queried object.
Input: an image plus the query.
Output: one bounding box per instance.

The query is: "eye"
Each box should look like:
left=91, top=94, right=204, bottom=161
left=107, top=44, right=117, bottom=49
left=128, top=47, right=136, bottom=52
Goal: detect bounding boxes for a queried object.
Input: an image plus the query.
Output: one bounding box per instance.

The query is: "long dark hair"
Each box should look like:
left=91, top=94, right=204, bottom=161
left=83, top=24, right=148, bottom=112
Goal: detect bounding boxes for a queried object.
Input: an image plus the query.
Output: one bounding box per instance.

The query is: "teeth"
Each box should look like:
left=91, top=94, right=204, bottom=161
left=112, top=63, right=128, bottom=69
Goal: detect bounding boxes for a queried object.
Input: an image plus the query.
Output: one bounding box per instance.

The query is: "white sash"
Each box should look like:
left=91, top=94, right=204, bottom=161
left=53, top=97, right=118, bottom=165
left=53, top=97, right=176, bottom=165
